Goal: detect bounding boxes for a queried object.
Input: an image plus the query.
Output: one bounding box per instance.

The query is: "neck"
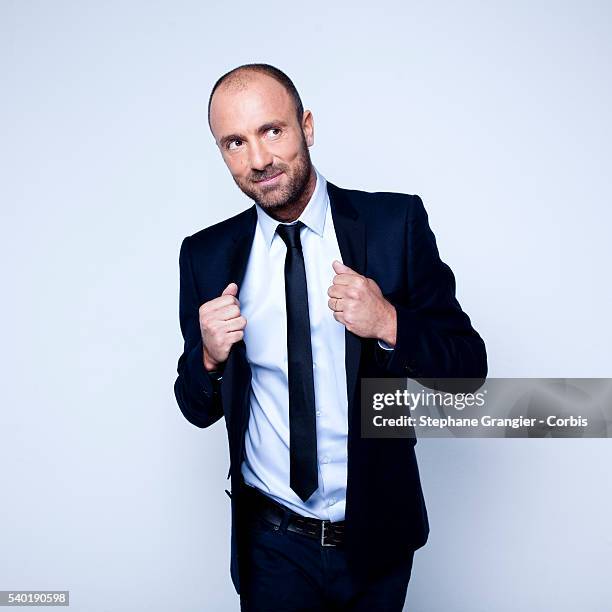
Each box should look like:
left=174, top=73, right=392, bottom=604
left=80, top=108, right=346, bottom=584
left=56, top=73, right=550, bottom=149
left=264, top=166, right=317, bottom=223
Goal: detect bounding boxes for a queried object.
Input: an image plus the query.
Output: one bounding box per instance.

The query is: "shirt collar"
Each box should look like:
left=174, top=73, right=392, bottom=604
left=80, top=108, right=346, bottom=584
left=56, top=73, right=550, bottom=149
left=255, top=165, right=328, bottom=249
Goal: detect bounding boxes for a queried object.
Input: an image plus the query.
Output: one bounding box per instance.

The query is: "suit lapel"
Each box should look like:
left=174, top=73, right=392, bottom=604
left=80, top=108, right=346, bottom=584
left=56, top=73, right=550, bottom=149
left=327, top=181, right=367, bottom=410
left=228, top=204, right=258, bottom=291
left=221, top=205, right=257, bottom=434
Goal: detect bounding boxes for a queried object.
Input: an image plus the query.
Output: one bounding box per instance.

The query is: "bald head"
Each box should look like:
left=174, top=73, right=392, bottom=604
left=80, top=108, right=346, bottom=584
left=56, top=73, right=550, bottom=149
left=208, top=63, right=304, bottom=130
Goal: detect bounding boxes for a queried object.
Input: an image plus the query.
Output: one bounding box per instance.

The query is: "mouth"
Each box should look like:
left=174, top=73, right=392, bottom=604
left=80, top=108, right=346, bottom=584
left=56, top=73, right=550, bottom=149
left=254, top=171, right=283, bottom=186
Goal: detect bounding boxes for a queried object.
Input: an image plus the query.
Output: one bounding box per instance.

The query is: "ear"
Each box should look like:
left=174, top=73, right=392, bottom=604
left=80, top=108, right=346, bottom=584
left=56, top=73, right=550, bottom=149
left=302, top=109, right=315, bottom=147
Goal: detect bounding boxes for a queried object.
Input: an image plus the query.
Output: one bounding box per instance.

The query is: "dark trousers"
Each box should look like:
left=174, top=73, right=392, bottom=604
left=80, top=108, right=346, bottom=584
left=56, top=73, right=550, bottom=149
left=238, top=493, right=415, bottom=611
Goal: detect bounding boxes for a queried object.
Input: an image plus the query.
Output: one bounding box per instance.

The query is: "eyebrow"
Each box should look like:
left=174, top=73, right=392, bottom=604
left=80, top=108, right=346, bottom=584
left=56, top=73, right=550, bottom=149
left=218, top=120, right=290, bottom=148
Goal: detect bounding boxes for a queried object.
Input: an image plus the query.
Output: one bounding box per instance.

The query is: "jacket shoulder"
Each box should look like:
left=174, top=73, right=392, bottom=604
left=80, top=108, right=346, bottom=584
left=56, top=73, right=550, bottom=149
left=177, top=205, right=256, bottom=283
left=330, top=183, right=425, bottom=220
left=185, top=205, right=255, bottom=247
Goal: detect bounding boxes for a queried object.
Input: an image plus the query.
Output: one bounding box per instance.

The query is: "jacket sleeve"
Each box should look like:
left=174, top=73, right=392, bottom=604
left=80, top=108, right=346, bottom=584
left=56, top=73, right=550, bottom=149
left=379, top=195, right=487, bottom=387
left=173, top=236, right=225, bottom=428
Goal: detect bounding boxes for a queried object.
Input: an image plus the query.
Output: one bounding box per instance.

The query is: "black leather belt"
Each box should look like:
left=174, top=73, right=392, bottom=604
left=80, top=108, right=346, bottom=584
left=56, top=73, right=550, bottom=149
left=241, top=484, right=346, bottom=547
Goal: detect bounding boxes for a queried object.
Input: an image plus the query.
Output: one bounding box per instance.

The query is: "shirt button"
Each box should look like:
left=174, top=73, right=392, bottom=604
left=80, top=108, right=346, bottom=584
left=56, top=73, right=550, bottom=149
left=329, top=498, right=336, bottom=506
left=316, top=410, right=321, bottom=417
left=322, top=456, right=330, bottom=464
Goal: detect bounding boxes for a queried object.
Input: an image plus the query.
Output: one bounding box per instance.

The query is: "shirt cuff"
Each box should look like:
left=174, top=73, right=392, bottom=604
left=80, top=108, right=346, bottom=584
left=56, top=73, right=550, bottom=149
left=377, top=339, right=395, bottom=351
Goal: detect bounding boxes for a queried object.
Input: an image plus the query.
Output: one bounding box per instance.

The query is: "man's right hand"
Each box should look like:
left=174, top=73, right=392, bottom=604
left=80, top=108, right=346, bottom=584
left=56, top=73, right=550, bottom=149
left=198, top=282, right=247, bottom=372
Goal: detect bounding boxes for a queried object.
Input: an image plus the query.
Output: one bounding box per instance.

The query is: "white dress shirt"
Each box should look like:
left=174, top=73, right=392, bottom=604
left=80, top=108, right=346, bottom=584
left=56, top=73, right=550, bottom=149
left=239, top=165, right=391, bottom=521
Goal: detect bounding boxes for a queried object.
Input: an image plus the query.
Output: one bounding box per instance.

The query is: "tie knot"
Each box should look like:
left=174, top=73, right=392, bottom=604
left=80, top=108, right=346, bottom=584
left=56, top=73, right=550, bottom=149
left=276, top=221, right=304, bottom=249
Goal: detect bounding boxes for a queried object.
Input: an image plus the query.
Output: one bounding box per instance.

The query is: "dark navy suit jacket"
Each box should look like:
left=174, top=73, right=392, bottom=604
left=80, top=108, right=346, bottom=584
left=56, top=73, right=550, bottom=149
left=174, top=180, right=487, bottom=594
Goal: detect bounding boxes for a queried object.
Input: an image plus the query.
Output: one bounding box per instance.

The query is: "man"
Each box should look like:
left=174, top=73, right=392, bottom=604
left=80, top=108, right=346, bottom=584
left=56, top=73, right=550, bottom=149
left=174, top=63, right=487, bottom=611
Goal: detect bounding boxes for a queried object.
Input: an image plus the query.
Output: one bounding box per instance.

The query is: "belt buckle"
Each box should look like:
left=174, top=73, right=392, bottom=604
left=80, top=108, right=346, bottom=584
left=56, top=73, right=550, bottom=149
left=321, top=520, right=336, bottom=547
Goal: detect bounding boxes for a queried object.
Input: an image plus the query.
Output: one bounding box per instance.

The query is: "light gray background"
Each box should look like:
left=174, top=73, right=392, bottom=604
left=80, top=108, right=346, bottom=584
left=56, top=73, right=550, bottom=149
left=1, top=1, right=611, bottom=610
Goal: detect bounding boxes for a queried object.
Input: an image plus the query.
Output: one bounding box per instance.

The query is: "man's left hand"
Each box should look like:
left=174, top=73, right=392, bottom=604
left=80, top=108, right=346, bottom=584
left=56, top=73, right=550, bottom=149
left=327, top=260, right=397, bottom=347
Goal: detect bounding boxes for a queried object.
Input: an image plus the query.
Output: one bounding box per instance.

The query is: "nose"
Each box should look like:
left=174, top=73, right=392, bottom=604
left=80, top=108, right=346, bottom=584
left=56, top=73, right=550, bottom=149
left=248, top=139, right=273, bottom=171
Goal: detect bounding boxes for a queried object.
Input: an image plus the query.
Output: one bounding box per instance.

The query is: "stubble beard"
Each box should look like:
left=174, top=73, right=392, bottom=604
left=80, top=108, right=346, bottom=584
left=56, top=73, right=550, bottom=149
left=233, top=139, right=313, bottom=213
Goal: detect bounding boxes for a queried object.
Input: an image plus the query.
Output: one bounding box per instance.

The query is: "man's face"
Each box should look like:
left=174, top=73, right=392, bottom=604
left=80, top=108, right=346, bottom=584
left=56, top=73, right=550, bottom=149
left=209, top=73, right=314, bottom=211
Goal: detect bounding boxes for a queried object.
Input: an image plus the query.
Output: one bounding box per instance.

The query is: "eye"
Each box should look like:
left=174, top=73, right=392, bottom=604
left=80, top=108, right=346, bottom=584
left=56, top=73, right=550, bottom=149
left=267, top=128, right=282, bottom=138
left=227, top=139, right=243, bottom=151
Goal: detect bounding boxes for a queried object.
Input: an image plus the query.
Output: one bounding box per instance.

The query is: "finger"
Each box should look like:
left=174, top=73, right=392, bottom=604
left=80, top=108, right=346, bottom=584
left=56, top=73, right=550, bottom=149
left=327, top=284, right=346, bottom=299
left=328, top=297, right=344, bottom=312
left=332, top=260, right=359, bottom=275
left=214, top=303, right=242, bottom=321
left=332, top=273, right=354, bottom=286
left=225, top=315, right=247, bottom=332
left=226, top=329, right=244, bottom=344
left=222, top=282, right=238, bottom=296
left=200, top=296, right=240, bottom=321
left=202, top=293, right=240, bottom=314
left=333, top=311, right=346, bottom=325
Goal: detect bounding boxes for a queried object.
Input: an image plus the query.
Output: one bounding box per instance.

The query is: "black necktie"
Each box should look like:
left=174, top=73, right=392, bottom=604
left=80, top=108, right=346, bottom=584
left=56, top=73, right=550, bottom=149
left=276, top=221, right=318, bottom=502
